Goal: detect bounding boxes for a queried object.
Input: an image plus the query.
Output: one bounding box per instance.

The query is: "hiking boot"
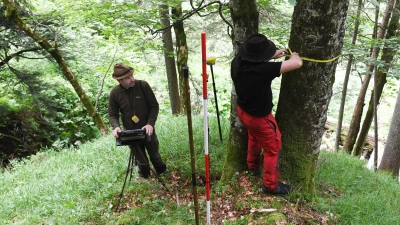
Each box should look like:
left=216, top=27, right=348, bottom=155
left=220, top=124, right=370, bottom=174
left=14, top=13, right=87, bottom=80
left=261, top=182, right=293, bottom=196
left=155, top=164, right=167, bottom=175
left=137, top=165, right=150, bottom=180
left=137, top=172, right=149, bottom=180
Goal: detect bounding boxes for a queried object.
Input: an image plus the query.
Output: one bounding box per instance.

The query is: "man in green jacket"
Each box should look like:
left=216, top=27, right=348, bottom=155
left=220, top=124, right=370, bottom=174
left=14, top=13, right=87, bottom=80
left=108, top=62, right=167, bottom=179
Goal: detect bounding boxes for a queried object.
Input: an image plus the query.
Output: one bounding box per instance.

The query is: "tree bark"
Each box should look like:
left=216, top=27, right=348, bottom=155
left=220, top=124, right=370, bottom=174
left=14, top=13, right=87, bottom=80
left=159, top=4, right=181, bottom=115
left=352, top=0, right=400, bottom=156
left=344, top=0, right=394, bottom=152
left=219, top=0, right=259, bottom=184
left=275, top=0, right=349, bottom=199
left=378, top=85, right=400, bottom=177
left=172, top=4, right=188, bottom=114
left=2, top=0, right=108, bottom=135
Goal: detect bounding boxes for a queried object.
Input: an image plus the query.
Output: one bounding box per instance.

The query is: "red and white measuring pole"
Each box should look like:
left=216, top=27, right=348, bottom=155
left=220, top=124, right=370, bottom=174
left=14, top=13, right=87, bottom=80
left=201, top=32, right=211, bottom=225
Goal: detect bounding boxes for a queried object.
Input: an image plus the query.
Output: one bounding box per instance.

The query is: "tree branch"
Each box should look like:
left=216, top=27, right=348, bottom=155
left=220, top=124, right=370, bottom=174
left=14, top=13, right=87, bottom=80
left=0, top=47, right=41, bottom=67
left=0, top=132, right=22, bottom=143
left=151, top=1, right=232, bottom=35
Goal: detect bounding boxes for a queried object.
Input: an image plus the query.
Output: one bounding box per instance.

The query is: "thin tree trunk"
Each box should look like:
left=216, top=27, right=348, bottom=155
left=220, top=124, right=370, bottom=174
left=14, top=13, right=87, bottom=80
left=352, top=0, right=400, bottom=156
left=172, top=4, right=188, bottom=114
left=220, top=0, right=259, bottom=184
left=378, top=85, right=400, bottom=177
left=335, top=0, right=363, bottom=151
left=159, top=4, right=180, bottom=115
left=344, top=0, right=393, bottom=152
left=275, top=0, right=349, bottom=199
left=3, top=0, right=108, bottom=135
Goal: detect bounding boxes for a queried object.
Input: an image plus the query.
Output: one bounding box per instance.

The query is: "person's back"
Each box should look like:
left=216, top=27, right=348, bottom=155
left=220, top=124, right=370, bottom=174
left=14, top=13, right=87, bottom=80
left=230, top=34, right=302, bottom=196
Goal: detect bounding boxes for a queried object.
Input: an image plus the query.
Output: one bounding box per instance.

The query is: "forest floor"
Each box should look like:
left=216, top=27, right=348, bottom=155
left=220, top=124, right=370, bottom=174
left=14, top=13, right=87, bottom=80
left=115, top=171, right=332, bottom=224
left=112, top=124, right=386, bottom=224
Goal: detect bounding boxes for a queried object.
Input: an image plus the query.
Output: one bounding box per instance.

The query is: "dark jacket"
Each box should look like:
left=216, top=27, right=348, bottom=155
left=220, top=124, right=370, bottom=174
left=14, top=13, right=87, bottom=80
left=108, top=80, right=159, bottom=130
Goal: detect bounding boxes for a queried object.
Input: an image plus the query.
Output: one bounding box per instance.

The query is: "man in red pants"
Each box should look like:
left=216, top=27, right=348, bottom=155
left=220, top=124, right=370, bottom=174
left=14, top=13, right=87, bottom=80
left=231, top=34, right=303, bottom=195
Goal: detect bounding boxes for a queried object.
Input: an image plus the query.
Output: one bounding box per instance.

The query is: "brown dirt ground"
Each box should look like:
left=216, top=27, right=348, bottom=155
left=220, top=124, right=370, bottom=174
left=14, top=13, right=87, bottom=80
left=113, top=171, right=333, bottom=225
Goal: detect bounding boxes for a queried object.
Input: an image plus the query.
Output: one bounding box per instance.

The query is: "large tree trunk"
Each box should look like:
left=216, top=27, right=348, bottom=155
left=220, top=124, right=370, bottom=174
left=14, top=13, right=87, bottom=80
left=335, top=0, right=364, bottom=151
left=378, top=85, right=400, bottom=177
left=3, top=0, right=107, bottom=135
left=219, top=0, right=259, bottom=184
left=275, top=0, right=349, bottom=199
left=172, top=4, right=188, bottom=114
left=352, top=0, right=400, bottom=156
left=159, top=4, right=181, bottom=115
left=344, top=0, right=394, bottom=152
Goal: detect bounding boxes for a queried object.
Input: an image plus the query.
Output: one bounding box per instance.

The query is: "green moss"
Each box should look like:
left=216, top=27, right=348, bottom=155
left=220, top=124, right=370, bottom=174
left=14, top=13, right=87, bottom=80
left=265, top=212, right=287, bottom=224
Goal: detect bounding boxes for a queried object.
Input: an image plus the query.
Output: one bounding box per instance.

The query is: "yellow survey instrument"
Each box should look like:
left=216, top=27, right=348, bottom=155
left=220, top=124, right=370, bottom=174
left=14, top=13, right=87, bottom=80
left=206, top=56, right=216, bottom=65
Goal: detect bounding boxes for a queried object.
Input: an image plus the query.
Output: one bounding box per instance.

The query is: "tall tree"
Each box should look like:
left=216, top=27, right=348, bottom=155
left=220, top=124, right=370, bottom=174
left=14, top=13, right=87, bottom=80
left=378, top=86, right=400, bottom=177
left=335, top=0, right=364, bottom=151
left=344, top=0, right=394, bottom=153
left=352, top=0, right=400, bottom=156
left=172, top=3, right=188, bottom=114
left=220, top=0, right=259, bottom=183
left=159, top=4, right=181, bottom=114
left=275, top=0, right=349, bottom=197
left=2, top=0, right=108, bottom=135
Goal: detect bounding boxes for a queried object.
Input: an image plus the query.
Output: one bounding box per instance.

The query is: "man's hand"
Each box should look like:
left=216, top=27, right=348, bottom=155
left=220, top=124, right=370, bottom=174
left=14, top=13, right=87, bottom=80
left=112, top=127, right=122, bottom=138
left=142, top=124, right=154, bottom=136
left=271, top=49, right=287, bottom=59
left=280, top=51, right=303, bottom=74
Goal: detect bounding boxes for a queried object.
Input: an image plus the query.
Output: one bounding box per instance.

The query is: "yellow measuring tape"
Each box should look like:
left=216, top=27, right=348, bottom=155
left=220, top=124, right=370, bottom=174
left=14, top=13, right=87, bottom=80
left=286, top=47, right=340, bottom=63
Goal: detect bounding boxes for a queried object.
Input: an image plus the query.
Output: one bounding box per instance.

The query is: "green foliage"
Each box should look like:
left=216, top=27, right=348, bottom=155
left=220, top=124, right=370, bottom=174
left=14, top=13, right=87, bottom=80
left=1, top=0, right=398, bottom=167
left=0, top=62, right=102, bottom=165
left=1, top=117, right=400, bottom=224
left=39, top=78, right=101, bottom=148
left=0, top=95, right=54, bottom=166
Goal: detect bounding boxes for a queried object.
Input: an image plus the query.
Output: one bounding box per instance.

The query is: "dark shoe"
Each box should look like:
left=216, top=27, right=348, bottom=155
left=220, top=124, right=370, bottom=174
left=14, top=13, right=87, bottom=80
left=248, top=169, right=260, bottom=176
left=155, top=164, right=167, bottom=175
left=137, top=172, right=149, bottom=180
left=138, top=165, right=150, bottom=179
left=261, top=182, right=293, bottom=196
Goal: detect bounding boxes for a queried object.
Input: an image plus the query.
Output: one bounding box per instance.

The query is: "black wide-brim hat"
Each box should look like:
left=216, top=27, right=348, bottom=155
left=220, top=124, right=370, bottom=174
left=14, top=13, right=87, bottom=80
left=238, top=34, right=276, bottom=62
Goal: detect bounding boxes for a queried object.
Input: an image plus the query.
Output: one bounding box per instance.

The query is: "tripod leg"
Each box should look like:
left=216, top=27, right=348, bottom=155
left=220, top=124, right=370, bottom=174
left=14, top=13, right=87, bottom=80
left=209, top=64, right=223, bottom=142
left=128, top=148, right=136, bottom=181
left=116, top=148, right=134, bottom=209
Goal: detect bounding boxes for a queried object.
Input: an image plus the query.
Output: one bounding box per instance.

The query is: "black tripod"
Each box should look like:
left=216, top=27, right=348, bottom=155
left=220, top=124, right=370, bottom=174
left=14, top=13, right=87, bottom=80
left=114, top=129, right=168, bottom=210
left=116, top=145, right=137, bottom=209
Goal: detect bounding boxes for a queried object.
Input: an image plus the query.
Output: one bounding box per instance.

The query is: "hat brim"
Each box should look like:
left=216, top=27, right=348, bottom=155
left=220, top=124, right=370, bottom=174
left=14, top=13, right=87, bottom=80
left=238, top=40, right=276, bottom=62
left=112, top=69, right=133, bottom=80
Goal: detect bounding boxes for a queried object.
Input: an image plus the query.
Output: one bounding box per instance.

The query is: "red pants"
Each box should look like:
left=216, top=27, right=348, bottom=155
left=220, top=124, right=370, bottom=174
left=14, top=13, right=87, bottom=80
left=237, top=106, right=282, bottom=190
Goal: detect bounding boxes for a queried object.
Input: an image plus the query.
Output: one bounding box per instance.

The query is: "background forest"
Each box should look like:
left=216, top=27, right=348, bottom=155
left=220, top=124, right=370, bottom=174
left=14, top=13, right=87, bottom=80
left=1, top=0, right=400, bottom=224
left=1, top=0, right=399, bottom=165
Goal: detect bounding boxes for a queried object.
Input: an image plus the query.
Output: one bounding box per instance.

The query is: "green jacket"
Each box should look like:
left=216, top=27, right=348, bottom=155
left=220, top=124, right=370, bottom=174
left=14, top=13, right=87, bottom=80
left=108, top=80, right=159, bottom=130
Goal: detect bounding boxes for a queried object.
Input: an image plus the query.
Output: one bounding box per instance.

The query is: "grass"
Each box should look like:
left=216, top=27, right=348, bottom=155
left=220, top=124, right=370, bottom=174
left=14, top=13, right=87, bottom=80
left=1, top=115, right=400, bottom=224
left=315, top=151, right=400, bottom=224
